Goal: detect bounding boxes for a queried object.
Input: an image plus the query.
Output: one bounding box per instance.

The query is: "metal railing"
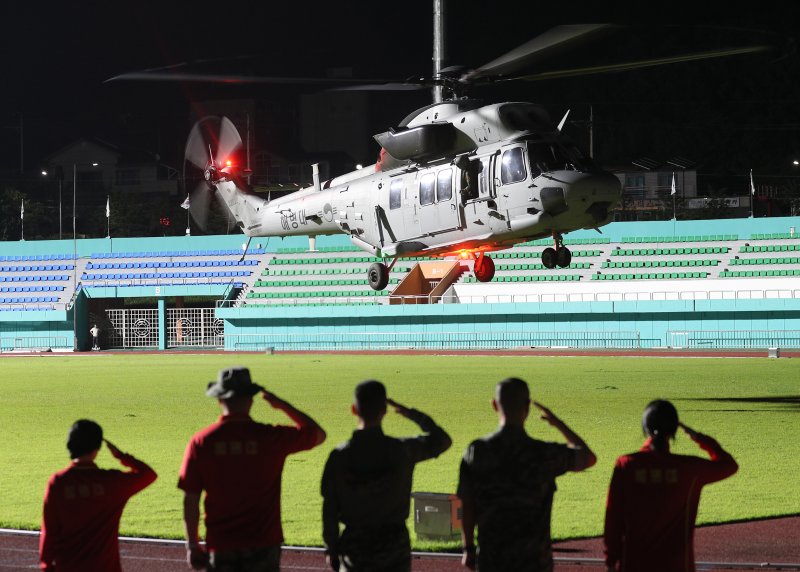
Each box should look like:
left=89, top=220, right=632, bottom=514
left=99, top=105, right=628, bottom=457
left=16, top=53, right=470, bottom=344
left=667, top=330, right=800, bottom=349
left=0, top=301, right=68, bottom=312
left=226, top=330, right=652, bottom=351
left=81, top=277, right=244, bottom=289
left=0, top=336, right=72, bottom=352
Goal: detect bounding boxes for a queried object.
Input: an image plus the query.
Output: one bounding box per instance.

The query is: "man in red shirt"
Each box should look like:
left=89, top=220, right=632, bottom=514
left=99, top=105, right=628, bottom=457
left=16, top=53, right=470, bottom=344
left=179, top=366, right=326, bottom=571
left=604, top=400, right=738, bottom=572
left=39, top=419, right=157, bottom=572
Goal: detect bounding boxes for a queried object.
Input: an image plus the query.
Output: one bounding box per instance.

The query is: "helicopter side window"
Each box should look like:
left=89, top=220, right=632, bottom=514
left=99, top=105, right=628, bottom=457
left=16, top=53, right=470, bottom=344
left=437, top=169, right=452, bottom=202
left=500, top=147, right=527, bottom=184
left=389, top=179, right=403, bottom=210
left=478, top=157, right=490, bottom=196
left=419, top=173, right=435, bottom=206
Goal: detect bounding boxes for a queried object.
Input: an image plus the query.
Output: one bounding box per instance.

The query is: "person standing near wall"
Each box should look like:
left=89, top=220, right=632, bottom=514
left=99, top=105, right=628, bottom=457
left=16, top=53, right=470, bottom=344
left=89, top=324, right=99, bottom=350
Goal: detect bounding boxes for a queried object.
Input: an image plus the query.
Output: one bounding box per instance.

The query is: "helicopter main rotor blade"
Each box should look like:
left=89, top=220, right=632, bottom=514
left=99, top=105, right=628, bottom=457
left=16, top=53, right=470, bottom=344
left=462, top=24, right=616, bottom=82
left=506, top=45, right=771, bottom=83
left=331, top=82, right=429, bottom=92
left=217, top=117, right=242, bottom=165
left=189, top=181, right=212, bottom=231
left=185, top=122, right=210, bottom=170
left=107, top=71, right=396, bottom=85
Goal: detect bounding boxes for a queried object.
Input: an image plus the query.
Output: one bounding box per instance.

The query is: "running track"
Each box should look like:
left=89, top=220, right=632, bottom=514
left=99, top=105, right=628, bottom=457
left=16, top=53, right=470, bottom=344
left=3, top=517, right=798, bottom=570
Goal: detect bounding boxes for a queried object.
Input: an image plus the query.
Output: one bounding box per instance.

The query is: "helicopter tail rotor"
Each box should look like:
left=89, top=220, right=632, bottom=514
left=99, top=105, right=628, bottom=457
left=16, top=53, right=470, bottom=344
left=183, top=116, right=243, bottom=231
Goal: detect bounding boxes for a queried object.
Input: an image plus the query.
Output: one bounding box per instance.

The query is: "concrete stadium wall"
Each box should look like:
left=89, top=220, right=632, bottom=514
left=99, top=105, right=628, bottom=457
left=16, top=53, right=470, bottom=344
left=218, top=297, right=800, bottom=350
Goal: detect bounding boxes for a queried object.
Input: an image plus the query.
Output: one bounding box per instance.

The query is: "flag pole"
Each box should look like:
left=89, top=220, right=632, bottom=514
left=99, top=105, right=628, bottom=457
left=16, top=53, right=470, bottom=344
left=750, top=169, right=755, bottom=218
left=181, top=193, right=191, bottom=236
left=20, top=199, right=24, bottom=241
left=671, top=172, right=677, bottom=221
left=106, top=195, right=110, bottom=238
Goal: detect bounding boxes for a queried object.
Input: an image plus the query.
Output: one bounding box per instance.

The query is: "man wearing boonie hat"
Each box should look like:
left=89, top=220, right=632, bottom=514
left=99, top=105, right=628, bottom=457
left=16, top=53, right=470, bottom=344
left=39, top=419, right=157, bottom=572
left=178, top=366, right=326, bottom=572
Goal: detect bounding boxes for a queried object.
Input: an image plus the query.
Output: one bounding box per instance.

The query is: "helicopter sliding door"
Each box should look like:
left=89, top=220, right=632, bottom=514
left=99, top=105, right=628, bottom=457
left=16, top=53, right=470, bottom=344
left=418, top=168, right=460, bottom=235
left=375, top=176, right=411, bottom=246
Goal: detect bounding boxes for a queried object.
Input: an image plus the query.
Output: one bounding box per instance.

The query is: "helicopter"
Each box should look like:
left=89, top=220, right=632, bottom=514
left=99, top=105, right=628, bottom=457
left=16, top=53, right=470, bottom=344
left=113, top=24, right=770, bottom=290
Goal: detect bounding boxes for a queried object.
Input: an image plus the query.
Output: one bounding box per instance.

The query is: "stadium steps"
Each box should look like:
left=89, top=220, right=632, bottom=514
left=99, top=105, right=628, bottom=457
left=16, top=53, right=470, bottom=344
left=245, top=249, right=403, bottom=306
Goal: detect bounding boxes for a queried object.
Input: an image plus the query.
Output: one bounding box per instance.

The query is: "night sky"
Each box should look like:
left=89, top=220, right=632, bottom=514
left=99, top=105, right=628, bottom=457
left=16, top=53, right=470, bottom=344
left=3, top=1, right=800, bottom=176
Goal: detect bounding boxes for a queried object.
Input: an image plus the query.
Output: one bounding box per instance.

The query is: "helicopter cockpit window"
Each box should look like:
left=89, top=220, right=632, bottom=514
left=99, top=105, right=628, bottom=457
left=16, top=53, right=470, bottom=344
left=389, top=179, right=403, bottom=210
left=437, top=169, right=453, bottom=202
left=500, top=147, right=527, bottom=184
left=419, top=173, right=435, bottom=206
left=527, top=141, right=595, bottom=176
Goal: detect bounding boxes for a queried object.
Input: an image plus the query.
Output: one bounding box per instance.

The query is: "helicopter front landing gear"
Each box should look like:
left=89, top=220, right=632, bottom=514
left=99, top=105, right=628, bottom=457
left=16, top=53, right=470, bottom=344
left=367, top=262, right=390, bottom=290
left=541, top=232, right=572, bottom=269
left=474, top=252, right=495, bottom=282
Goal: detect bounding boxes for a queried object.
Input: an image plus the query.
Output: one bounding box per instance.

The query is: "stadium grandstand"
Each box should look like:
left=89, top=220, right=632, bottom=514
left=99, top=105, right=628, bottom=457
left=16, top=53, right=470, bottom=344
left=1, top=216, right=799, bottom=353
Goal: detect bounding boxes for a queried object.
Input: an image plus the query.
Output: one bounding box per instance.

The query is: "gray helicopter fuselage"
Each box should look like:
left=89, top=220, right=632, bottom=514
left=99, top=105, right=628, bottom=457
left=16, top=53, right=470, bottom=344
left=215, top=101, right=622, bottom=259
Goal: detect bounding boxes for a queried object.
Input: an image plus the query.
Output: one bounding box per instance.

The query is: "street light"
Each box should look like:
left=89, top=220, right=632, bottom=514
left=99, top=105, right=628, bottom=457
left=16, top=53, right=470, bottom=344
left=41, top=168, right=64, bottom=239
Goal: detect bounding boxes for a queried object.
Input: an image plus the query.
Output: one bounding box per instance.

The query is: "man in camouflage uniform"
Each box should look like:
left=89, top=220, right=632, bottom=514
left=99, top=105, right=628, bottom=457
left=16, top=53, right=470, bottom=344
left=321, top=380, right=452, bottom=572
left=457, top=377, right=596, bottom=572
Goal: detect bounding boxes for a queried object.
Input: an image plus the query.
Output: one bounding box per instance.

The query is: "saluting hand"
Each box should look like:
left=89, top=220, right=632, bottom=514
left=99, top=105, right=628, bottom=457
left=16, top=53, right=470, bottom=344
left=533, top=401, right=563, bottom=428
left=386, top=397, right=412, bottom=417
left=679, top=422, right=707, bottom=443
left=104, top=439, right=125, bottom=460
left=262, top=389, right=284, bottom=408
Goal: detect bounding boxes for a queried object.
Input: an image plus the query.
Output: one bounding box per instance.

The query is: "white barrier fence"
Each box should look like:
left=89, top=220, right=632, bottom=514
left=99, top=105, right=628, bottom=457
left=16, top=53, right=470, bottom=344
left=226, top=331, right=653, bottom=352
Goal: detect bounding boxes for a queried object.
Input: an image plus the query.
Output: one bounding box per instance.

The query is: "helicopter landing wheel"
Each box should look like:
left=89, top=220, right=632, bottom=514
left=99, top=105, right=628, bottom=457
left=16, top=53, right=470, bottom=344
left=541, top=247, right=557, bottom=269
left=367, top=262, right=389, bottom=291
left=474, top=253, right=495, bottom=282
left=556, top=247, right=572, bottom=268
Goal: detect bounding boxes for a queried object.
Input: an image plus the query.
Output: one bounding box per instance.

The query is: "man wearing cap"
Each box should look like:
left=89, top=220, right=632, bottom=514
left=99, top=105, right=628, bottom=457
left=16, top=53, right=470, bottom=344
left=179, top=366, right=326, bottom=572
left=321, top=379, right=452, bottom=572
left=603, top=400, right=738, bottom=572
left=39, top=419, right=157, bottom=572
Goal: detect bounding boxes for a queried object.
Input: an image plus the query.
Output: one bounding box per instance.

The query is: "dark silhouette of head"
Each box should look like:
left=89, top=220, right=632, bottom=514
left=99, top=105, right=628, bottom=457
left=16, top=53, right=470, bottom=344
left=353, top=380, right=387, bottom=424
left=67, top=419, right=103, bottom=459
left=494, top=377, right=531, bottom=424
left=642, top=399, right=679, bottom=446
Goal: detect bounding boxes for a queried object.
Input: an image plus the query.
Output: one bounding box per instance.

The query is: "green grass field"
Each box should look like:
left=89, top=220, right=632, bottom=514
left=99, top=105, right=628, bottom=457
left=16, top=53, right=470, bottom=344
left=1, top=354, right=798, bottom=549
